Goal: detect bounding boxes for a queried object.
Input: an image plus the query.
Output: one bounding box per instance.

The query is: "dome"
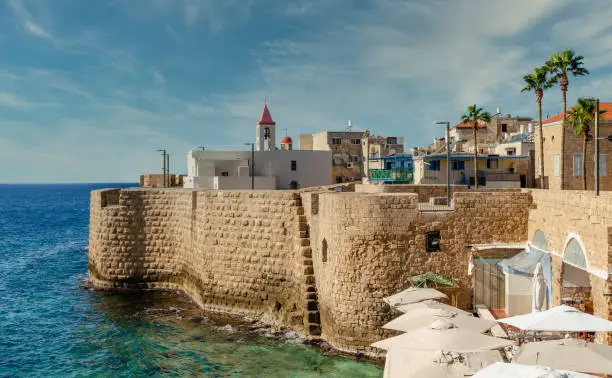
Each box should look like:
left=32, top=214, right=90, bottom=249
left=281, top=136, right=293, bottom=144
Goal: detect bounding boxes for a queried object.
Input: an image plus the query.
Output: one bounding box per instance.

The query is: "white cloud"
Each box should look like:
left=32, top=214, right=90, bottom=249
left=153, top=71, right=166, bottom=85
left=6, top=0, right=54, bottom=40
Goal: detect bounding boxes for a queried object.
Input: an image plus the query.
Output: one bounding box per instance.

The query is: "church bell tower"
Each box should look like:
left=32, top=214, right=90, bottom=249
left=256, top=104, right=276, bottom=151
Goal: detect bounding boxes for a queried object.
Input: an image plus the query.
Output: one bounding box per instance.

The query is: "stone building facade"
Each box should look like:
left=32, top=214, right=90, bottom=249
left=89, top=185, right=531, bottom=355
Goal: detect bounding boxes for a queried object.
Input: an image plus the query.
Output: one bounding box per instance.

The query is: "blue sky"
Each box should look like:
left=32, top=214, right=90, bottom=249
left=1, top=0, right=612, bottom=182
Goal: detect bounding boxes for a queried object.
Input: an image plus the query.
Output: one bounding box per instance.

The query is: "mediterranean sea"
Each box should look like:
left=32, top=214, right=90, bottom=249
left=0, top=183, right=382, bottom=377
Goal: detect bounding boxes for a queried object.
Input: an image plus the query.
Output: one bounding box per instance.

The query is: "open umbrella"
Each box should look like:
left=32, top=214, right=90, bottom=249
left=372, top=319, right=514, bottom=353
left=513, top=338, right=612, bottom=375
left=383, top=307, right=497, bottom=334
left=383, top=349, right=503, bottom=378
left=532, top=262, right=546, bottom=312
left=498, top=305, right=612, bottom=332
left=384, top=287, right=447, bottom=307
left=472, top=362, right=596, bottom=377
left=395, top=299, right=471, bottom=315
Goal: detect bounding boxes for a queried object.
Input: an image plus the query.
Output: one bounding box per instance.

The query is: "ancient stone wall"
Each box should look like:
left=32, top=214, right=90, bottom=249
left=89, top=189, right=311, bottom=333
left=527, top=189, right=612, bottom=341
left=355, top=184, right=520, bottom=202
left=309, top=191, right=532, bottom=354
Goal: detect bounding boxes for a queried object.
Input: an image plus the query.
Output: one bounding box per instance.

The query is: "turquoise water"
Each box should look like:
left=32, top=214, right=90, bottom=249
left=0, top=184, right=382, bottom=377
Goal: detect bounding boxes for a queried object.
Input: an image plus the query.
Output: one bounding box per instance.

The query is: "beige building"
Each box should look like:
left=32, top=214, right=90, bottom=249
left=535, top=102, right=612, bottom=190
left=299, top=129, right=404, bottom=184
left=362, top=131, right=405, bottom=176
left=450, top=114, right=533, bottom=154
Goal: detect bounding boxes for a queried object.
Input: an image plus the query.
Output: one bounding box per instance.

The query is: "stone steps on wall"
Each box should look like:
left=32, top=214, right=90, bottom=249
left=297, top=196, right=322, bottom=337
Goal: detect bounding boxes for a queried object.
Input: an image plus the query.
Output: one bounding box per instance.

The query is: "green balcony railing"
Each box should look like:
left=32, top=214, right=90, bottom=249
left=369, top=168, right=414, bottom=183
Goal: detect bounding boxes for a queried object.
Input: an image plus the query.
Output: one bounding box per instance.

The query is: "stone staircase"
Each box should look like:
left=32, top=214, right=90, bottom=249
left=296, top=197, right=322, bottom=336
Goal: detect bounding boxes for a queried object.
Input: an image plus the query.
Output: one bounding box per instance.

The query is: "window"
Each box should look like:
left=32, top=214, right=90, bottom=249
left=487, top=158, right=499, bottom=169
left=573, top=154, right=583, bottom=176
left=501, top=124, right=508, bottom=133
left=351, top=138, right=361, bottom=145
left=428, top=160, right=441, bottom=171
left=599, top=155, right=608, bottom=177
left=452, top=160, right=465, bottom=171
left=554, top=154, right=560, bottom=176
left=322, top=239, right=328, bottom=262
left=336, top=176, right=343, bottom=183
left=426, top=231, right=441, bottom=252
left=506, top=148, right=516, bottom=156
left=221, top=171, right=229, bottom=177
left=353, top=155, right=361, bottom=162
left=291, top=160, right=297, bottom=171
left=331, top=137, right=341, bottom=145
left=387, top=137, right=398, bottom=144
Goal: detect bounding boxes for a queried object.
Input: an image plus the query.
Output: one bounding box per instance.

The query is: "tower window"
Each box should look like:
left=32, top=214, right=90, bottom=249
left=264, top=127, right=270, bottom=139
left=291, top=160, right=297, bottom=171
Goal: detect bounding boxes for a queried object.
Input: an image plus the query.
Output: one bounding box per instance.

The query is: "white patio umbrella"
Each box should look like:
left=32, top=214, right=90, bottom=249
left=498, top=304, right=612, bottom=332
left=372, top=319, right=514, bottom=353
left=532, top=262, right=546, bottom=312
left=513, top=337, right=612, bottom=375
left=384, top=287, right=447, bottom=307
left=383, top=349, right=503, bottom=378
left=396, top=299, right=471, bottom=316
left=472, top=362, right=596, bottom=377
left=383, top=307, right=497, bottom=334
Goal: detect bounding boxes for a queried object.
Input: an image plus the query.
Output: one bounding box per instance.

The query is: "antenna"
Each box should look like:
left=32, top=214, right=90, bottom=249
left=285, top=128, right=288, bottom=136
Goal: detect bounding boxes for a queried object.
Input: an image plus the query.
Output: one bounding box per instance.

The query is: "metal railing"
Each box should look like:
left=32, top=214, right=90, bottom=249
left=369, top=168, right=414, bottom=183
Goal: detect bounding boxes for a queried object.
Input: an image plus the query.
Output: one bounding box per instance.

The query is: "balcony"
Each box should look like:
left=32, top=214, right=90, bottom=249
left=369, top=168, right=414, bottom=183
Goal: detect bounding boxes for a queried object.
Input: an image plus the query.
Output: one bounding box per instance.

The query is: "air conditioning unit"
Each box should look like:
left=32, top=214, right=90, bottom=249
left=346, top=162, right=354, bottom=168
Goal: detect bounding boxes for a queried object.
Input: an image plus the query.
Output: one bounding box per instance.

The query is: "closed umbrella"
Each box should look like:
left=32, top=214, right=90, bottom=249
left=532, top=262, right=546, bottom=312
left=513, top=338, right=612, bottom=375
left=372, top=319, right=514, bottom=353
left=384, top=287, right=447, bottom=307
left=498, top=305, right=612, bottom=332
left=383, top=307, right=497, bottom=334
left=395, top=299, right=471, bottom=315
left=472, top=362, right=596, bottom=377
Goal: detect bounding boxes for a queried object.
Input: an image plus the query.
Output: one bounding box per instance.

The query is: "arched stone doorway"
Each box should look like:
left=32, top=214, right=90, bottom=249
left=561, top=237, right=593, bottom=314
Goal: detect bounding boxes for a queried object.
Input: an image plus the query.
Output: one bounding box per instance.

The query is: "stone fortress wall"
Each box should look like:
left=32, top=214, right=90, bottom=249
left=89, top=185, right=532, bottom=354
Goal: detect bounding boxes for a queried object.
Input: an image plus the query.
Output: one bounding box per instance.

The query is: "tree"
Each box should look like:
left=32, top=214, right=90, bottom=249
left=545, top=50, right=589, bottom=189
left=567, top=98, right=606, bottom=190
left=460, top=105, right=492, bottom=188
left=521, top=66, right=555, bottom=188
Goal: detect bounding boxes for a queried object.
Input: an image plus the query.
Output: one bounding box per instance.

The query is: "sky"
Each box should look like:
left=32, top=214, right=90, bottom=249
left=1, top=0, right=612, bottom=183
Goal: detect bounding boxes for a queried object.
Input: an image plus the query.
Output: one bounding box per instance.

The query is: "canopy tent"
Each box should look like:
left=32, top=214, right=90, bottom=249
left=498, top=304, right=612, bottom=332
left=383, top=349, right=503, bottom=378
left=498, top=247, right=552, bottom=307
left=383, top=308, right=496, bottom=334
left=384, top=288, right=447, bottom=307
left=372, top=319, right=514, bottom=353
left=395, top=299, right=470, bottom=316
left=513, top=338, right=612, bottom=375
left=472, top=362, right=596, bottom=377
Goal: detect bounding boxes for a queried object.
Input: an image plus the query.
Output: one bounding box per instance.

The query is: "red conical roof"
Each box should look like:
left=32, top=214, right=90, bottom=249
left=257, top=104, right=276, bottom=125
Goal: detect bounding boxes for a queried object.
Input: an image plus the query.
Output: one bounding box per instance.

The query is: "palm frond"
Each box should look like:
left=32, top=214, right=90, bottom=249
left=409, top=273, right=457, bottom=288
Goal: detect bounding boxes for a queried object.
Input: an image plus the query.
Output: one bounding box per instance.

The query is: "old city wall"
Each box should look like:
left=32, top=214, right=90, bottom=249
left=306, top=191, right=532, bottom=354
left=89, top=188, right=311, bottom=332
left=527, top=189, right=612, bottom=336
left=355, top=184, right=520, bottom=202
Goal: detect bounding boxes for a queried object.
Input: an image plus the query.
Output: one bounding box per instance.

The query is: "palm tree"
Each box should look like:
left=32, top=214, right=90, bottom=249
left=461, top=104, right=492, bottom=188
left=545, top=50, right=589, bottom=189
left=521, top=66, right=555, bottom=188
left=567, top=98, right=607, bottom=190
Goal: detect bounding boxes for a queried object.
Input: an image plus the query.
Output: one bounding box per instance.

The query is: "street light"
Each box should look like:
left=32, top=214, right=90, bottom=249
left=157, top=149, right=167, bottom=188
left=244, top=143, right=255, bottom=190
left=435, top=121, right=451, bottom=206
left=198, top=146, right=206, bottom=151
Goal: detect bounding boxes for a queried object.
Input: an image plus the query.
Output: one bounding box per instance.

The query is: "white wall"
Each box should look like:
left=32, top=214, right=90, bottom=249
left=505, top=273, right=533, bottom=316
left=213, top=176, right=276, bottom=190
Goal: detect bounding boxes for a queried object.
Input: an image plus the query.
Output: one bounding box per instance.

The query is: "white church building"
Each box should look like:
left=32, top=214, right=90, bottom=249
left=183, top=105, right=332, bottom=190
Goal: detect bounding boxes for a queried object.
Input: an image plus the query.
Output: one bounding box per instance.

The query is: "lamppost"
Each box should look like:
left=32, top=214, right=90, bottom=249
left=157, top=149, right=167, bottom=188
left=244, top=143, right=255, bottom=190
left=198, top=146, right=206, bottom=151
left=435, top=121, right=451, bottom=205
left=493, top=108, right=503, bottom=143
left=166, top=153, right=170, bottom=187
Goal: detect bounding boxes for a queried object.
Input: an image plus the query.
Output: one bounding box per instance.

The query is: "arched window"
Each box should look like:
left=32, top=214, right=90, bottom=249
left=564, top=238, right=587, bottom=269
left=322, top=238, right=328, bottom=263
left=290, top=180, right=299, bottom=190
left=531, top=230, right=548, bottom=251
